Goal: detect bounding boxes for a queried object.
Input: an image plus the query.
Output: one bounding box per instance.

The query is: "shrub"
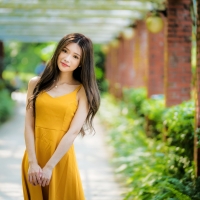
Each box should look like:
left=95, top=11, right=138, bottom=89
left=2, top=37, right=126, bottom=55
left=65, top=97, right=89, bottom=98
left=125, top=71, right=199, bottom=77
left=161, top=101, right=195, bottom=181
left=164, top=101, right=195, bottom=160
left=122, top=87, right=147, bottom=117
left=99, top=90, right=197, bottom=200
left=0, top=89, right=14, bottom=124
left=141, top=99, right=166, bottom=137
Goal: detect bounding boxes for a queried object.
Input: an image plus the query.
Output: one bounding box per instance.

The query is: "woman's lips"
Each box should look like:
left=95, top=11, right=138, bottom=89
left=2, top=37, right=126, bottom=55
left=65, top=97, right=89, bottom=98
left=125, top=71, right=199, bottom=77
left=61, top=62, right=69, bottom=67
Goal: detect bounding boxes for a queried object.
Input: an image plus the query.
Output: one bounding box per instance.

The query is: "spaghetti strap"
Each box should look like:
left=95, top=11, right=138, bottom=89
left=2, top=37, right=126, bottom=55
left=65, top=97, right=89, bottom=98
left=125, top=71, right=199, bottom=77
left=75, top=84, right=82, bottom=92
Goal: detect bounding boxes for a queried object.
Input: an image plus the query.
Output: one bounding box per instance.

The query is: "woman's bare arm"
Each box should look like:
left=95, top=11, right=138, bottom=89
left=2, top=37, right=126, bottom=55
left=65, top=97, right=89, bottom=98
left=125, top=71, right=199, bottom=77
left=24, top=76, right=42, bottom=185
left=41, top=86, right=89, bottom=186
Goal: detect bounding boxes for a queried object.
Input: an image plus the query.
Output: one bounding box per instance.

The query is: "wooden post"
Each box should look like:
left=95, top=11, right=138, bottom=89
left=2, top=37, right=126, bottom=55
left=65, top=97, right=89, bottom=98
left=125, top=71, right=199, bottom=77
left=195, top=0, right=200, bottom=177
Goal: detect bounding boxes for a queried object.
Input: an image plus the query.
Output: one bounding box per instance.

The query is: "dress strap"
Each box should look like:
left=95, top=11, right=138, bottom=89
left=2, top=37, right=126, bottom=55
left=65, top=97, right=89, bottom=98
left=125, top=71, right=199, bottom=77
left=74, top=84, right=82, bottom=93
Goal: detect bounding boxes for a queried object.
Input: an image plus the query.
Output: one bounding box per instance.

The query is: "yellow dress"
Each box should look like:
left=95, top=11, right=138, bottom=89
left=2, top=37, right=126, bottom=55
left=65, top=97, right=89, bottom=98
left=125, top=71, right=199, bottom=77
left=21, top=84, right=85, bottom=200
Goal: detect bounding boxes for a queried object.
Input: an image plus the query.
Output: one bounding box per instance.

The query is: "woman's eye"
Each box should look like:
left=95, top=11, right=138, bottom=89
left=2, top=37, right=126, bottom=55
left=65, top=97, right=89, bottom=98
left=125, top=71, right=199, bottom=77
left=62, top=49, right=67, bottom=53
left=74, top=56, right=79, bottom=59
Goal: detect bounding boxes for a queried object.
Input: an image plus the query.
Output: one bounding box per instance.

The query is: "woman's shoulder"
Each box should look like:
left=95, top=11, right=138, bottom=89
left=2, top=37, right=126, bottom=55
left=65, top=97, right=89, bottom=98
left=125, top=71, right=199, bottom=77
left=78, top=84, right=87, bottom=100
left=28, top=76, right=40, bottom=89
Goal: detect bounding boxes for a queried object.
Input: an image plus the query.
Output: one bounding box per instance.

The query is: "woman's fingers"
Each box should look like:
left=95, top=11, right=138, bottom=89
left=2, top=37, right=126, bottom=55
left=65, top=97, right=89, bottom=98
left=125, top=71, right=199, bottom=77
left=28, top=174, right=32, bottom=183
left=28, top=163, right=42, bottom=186
left=28, top=172, right=41, bottom=186
left=30, top=173, right=36, bottom=186
left=29, top=172, right=50, bottom=187
left=41, top=177, right=47, bottom=187
left=41, top=177, right=45, bottom=187
left=32, top=173, right=38, bottom=185
left=40, top=176, right=50, bottom=187
left=36, top=171, right=42, bottom=185
left=46, top=179, right=50, bottom=186
left=29, top=166, right=52, bottom=187
left=40, top=166, right=52, bottom=187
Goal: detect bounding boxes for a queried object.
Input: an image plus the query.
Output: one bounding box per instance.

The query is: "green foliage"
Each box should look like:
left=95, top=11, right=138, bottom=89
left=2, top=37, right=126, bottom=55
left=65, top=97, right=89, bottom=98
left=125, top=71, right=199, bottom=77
left=0, top=89, right=14, bottom=124
left=99, top=93, right=168, bottom=199
left=162, top=184, right=191, bottom=200
left=3, top=42, right=107, bottom=92
left=3, top=70, right=35, bottom=91
left=122, top=88, right=165, bottom=136
left=0, top=79, right=6, bottom=90
left=99, top=90, right=197, bottom=200
left=4, top=42, right=55, bottom=73
left=164, top=101, right=195, bottom=160
left=162, top=101, right=195, bottom=180
left=141, top=99, right=166, bottom=137
left=154, top=177, right=200, bottom=200
left=123, top=88, right=147, bottom=117
left=94, top=44, right=107, bottom=92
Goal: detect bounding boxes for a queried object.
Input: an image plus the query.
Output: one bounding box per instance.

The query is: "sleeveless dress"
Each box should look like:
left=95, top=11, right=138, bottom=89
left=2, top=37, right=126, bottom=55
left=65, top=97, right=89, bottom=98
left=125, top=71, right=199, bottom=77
left=21, top=84, right=85, bottom=200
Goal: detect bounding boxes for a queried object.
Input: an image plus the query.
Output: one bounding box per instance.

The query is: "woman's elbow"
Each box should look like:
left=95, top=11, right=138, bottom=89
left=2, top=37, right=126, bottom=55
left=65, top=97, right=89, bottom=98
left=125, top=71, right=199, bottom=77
left=69, top=127, right=81, bottom=137
left=73, top=128, right=81, bottom=136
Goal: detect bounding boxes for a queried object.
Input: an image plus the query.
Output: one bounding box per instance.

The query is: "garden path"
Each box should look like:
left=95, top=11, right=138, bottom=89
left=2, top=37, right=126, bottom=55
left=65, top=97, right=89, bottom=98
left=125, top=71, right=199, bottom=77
left=0, top=92, right=124, bottom=200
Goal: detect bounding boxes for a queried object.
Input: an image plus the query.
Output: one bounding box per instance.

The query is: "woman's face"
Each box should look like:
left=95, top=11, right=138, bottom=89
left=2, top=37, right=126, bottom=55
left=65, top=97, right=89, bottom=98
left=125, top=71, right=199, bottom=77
left=57, top=42, right=82, bottom=72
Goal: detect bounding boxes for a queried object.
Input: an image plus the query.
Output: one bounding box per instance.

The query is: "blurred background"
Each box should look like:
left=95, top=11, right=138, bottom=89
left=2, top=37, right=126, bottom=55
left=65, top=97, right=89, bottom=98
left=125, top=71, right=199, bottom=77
left=0, top=0, right=200, bottom=200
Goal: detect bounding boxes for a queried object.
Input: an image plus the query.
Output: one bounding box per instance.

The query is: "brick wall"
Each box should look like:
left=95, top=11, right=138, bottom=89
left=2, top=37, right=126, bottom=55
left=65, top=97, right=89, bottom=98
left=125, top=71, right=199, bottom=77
left=105, top=0, right=192, bottom=103
left=118, top=35, right=135, bottom=88
left=147, top=15, right=166, bottom=98
left=105, top=33, right=135, bottom=98
left=132, top=20, right=148, bottom=88
left=165, top=0, right=192, bottom=106
left=105, top=19, right=164, bottom=98
left=106, top=44, right=122, bottom=97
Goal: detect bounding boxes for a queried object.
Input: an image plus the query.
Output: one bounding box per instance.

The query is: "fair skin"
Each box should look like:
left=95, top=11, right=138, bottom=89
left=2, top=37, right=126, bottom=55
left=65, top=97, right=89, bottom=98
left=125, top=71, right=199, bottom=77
left=24, top=43, right=89, bottom=187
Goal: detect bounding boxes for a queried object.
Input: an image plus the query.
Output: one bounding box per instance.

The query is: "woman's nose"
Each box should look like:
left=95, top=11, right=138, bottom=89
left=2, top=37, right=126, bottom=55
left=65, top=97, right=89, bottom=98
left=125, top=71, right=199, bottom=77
left=64, top=54, right=71, bottom=62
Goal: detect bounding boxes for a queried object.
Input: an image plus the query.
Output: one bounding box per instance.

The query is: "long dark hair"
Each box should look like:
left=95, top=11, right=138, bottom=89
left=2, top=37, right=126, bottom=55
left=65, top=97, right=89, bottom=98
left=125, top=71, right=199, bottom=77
left=28, top=33, right=100, bottom=136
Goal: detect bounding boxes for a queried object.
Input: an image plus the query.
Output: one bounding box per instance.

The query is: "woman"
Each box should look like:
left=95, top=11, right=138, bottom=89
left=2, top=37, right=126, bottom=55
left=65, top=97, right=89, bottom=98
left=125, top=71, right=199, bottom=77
left=21, top=33, right=100, bottom=200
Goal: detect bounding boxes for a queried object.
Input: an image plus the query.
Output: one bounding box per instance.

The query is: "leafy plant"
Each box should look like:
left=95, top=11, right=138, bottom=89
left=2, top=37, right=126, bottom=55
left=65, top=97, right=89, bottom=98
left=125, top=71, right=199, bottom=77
left=141, top=99, right=166, bottom=137
left=0, top=89, right=14, bottom=124
left=98, top=90, right=197, bottom=200
left=122, top=87, right=147, bottom=117
left=164, top=101, right=195, bottom=162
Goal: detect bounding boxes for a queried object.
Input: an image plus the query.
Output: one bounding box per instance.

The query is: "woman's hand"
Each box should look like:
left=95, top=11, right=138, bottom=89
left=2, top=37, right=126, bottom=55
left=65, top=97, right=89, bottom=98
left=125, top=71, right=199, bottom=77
left=40, top=165, right=53, bottom=187
left=28, top=162, right=42, bottom=186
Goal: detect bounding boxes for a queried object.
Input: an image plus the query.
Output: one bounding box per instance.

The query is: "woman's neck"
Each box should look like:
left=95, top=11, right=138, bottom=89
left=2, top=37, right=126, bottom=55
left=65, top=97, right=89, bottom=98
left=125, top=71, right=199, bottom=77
left=58, top=72, right=74, bottom=84
left=57, top=72, right=81, bottom=85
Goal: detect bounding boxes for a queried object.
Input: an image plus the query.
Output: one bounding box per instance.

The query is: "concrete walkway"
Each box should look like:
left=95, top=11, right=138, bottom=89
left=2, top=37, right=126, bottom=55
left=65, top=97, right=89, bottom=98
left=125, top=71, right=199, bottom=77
left=0, top=92, right=123, bottom=200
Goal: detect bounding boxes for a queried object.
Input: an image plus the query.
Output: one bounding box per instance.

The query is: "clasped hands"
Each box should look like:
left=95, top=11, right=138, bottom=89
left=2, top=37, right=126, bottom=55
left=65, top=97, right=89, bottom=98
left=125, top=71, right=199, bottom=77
left=28, top=163, right=52, bottom=187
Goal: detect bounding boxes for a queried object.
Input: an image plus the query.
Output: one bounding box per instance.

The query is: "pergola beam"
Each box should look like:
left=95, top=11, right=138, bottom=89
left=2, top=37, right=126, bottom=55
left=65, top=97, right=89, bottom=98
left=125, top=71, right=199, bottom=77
left=0, top=1, right=165, bottom=11
left=0, top=17, right=132, bottom=26
left=0, top=25, right=124, bottom=31
left=0, top=9, right=143, bottom=19
left=0, top=27, right=123, bottom=39
left=0, top=0, right=166, bottom=43
left=0, top=30, right=123, bottom=37
left=0, top=35, right=113, bottom=43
